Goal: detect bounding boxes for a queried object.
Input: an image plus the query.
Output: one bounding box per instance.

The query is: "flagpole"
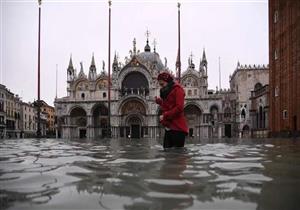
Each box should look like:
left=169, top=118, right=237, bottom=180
left=219, top=56, right=221, bottom=89
left=177, top=2, right=181, bottom=83
left=37, top=0, right=42, bottom=138
left=56, top=64, right=58, bottom=99
left=107, top=0, right=112, bottom=137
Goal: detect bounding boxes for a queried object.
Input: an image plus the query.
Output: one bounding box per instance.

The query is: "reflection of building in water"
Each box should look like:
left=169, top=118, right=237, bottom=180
left=55, top=38, right=244, bottom=139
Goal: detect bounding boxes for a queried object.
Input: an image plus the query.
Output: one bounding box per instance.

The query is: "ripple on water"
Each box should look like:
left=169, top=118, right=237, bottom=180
left=1, top=138, right=299, bottom=210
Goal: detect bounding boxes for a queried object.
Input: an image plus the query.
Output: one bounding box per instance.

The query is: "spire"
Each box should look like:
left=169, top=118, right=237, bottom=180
left=68, top=54, right=74, bottom=69
left=67, top=54, right=75, bottom=82
left=202, top=48, right=207, bottom=62
left=188, top=52, right=195, bottom=69
left=89, top=54, right=97, bottom=80
left=80, top=62, right=84, bottom=73
left=113, top=52, right=119, bottom=72
left=91, top=53, right=96, bottom=67
left=113, top=51, right=118, bottom=64
left=152, top=39, right=157, bottom=53
left=144, top=29, right=151, bottom=52
left=200, top=49, right=208, bottom=76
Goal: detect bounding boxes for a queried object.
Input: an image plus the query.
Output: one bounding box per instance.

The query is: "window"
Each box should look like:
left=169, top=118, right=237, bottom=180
left=283, top=110, right=288, bottom=119
left=254, top=83, right=262, bottom=91
left=81, top=93, right=85, bottom=99
left=103, top=92, right=107, bottom=98
left=188, top=90, right=192, bottom=96
left=274, top=10, right=279, bottom=23
left=241, top=109, right=246, bottom=120
left=275, top=86, right=279, bottom=97
left=194, top=89, right=197, bottom=95
left=275, top=49, right=278, bottom=60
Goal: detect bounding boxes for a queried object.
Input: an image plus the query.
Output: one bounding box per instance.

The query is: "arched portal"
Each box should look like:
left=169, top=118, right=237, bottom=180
left=184, top=104, right=202, bottom=137
left=126, top=115, right=142, bottom=139
left=92, top=104, right=108, bottom=138
left=70, top=107, right=87, bottom=138
left=242, top=125, right=250, bottom=138
left=120, top=99, right=146, bottom=138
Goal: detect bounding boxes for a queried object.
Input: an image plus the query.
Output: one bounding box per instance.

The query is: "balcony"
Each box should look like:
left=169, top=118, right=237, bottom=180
left=120, top=88, right=149, bottom=98
left=251, top=85, right=269, bottom=98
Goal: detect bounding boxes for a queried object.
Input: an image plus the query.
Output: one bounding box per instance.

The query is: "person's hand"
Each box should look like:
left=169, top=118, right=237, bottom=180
left=155, top=96, right=162, bottom=104
left=159, top=115, right=163, bottom=121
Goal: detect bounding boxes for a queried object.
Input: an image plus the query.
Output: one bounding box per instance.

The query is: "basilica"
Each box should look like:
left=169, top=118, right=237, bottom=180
left=54, top=38, right=236, bottom=139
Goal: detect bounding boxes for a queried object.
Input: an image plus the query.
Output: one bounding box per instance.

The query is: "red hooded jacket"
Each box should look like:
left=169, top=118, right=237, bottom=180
left=156, top=82, right=188, bottom=134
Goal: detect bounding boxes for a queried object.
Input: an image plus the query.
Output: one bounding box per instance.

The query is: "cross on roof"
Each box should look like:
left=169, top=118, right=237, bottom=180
left=145, top=29, right=151, bottom=40
left=152, top=39, right=157, bottom=51
left=190, top=52, right=194, bottom=61
left=133, top=38, right=136, bottom=54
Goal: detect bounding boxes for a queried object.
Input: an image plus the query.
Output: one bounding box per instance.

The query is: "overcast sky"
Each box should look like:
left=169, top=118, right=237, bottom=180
left=1, top=0, right=268, bottom=106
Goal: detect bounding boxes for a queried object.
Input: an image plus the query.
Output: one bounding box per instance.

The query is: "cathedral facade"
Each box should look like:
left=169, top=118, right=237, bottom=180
left=54, top=39, right=236, bottom=139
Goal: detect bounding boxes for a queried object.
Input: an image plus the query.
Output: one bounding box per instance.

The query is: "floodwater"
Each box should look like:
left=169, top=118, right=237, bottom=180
left=1, top=138, right=300, bottom=210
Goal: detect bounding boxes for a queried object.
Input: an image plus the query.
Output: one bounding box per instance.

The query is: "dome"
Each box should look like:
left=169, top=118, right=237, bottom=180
left=136, top=51, right=164, bottom=70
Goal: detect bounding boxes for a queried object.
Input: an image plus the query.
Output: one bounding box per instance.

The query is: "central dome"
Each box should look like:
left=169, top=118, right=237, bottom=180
left=137, top=50, right=164, bottom=71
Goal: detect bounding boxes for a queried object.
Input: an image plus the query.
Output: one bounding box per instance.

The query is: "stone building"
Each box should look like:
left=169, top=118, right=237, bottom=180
left=269, top=0, right=300, bottom=137
left=230, top=63, right=269, bottom=137
left=4, top=89, right=21, bottom=138
left=20, top=102, right=36, bottom=137
left=39, top=100, right=56, bottom=136
left=250, top=84, right=269, bottom=138
left=55, top=39, right=236, bottom=139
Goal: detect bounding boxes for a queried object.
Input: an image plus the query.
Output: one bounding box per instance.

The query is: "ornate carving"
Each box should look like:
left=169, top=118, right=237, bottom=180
left=121, top=100, right=146, bottom=115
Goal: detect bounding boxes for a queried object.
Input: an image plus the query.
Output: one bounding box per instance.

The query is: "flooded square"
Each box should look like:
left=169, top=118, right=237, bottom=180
left=1, top=138, right=300, bottom=210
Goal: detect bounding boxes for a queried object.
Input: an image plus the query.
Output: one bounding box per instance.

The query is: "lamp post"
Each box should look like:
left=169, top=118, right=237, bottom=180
left=107, top=0, right=112, bottom=137
left=36, top=0, right=42, bottom=138
left=176, top=2, right=181, bottom=83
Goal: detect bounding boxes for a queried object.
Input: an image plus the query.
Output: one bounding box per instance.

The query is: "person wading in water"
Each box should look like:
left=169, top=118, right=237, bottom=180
left=155, top=72, right=188, bottom=149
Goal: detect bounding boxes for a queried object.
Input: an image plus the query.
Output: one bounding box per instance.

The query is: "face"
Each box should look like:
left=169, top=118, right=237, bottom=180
left=158, top=80, right=168, bottom=88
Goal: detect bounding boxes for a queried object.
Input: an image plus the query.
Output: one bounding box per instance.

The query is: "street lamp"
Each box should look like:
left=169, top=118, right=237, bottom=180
left=36, top=0, right=42, bottom=138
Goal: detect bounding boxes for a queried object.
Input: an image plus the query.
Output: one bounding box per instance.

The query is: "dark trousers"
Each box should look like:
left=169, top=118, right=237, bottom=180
left=163, top=130, right=186, bottom=149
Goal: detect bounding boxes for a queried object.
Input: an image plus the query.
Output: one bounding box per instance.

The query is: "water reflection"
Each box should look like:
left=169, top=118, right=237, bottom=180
left=0, top=138, right=300, bottom=210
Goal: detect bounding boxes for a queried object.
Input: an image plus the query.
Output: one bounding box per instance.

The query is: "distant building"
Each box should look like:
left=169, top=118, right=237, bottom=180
left=0, top=84, right=6, bottom=138
left=269, top=0, right=300, bottom=137
left=0, top=83, right=52, bottom=138
left=250, top=84, right=269, bottom=138
left=55, top=39, right=236, bottom=139
left=20, top=102, right=36, bottom=137
left=230, top=63, right=269, bottom=137
left=5, top=89, right=22, bottom=138
left=39, top=100, right=55, bottom=136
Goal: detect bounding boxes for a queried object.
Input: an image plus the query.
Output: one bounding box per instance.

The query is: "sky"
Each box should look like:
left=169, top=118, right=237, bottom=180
left=1, top=0, right=269, bottom=106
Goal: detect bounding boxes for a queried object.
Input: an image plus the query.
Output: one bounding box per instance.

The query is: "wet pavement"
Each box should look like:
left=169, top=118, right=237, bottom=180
left=1, top=138, right=300, bottom=210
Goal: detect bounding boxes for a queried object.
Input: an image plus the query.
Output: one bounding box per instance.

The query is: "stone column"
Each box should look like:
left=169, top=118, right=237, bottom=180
left=87, top=115, right=93, bottom=138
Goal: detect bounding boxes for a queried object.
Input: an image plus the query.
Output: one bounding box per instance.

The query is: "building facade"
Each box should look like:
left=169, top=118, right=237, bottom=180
left=250, top=84, right=269, bottom=138
left=230, top=63, right=269, bottom=137
left=20, top=102, right=36, bottom=137
left=55, top=39, right=236, bottom=139
left=0, top=85, right=6, bottom=138
left=269, top=0, right=300, bottom=137
left=40, top=100, right=56, bottom=136
left=4, top=90, right=21, bottom=138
